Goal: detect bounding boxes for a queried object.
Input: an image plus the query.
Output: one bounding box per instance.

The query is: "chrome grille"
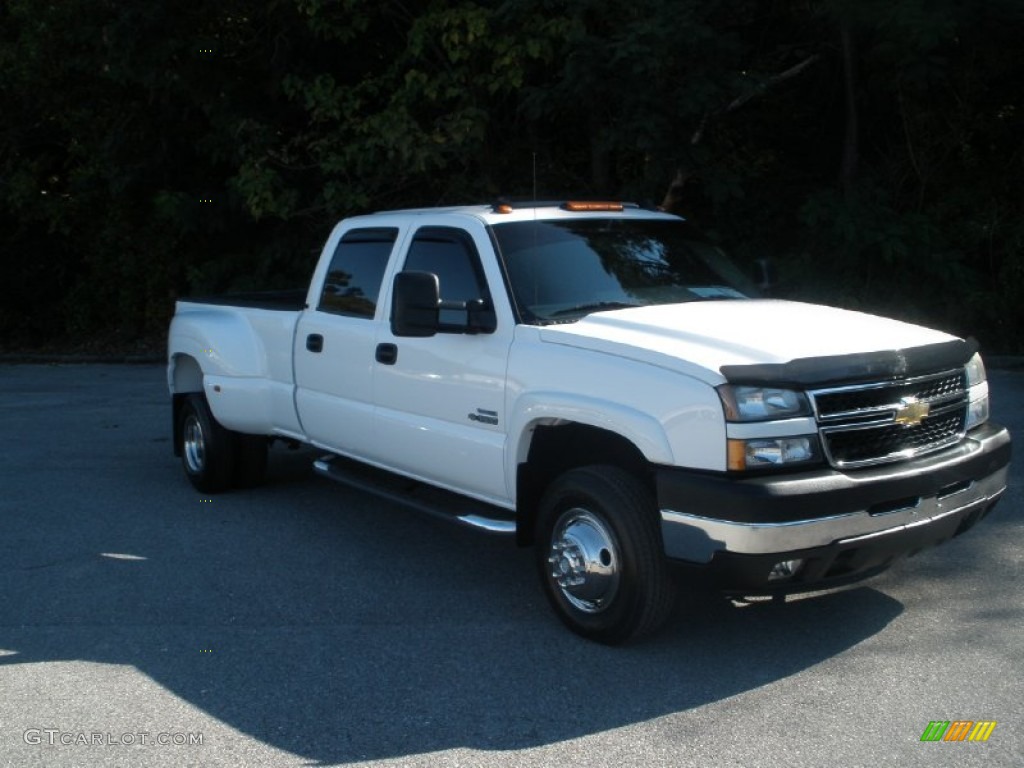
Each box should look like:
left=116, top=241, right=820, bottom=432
left=810, top=370, right=968, bottom=468
left=813, top=371, right=965, bottom=421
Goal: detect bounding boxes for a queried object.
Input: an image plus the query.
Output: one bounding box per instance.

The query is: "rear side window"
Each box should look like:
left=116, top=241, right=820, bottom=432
left=318, top=227, right=397, bottom=318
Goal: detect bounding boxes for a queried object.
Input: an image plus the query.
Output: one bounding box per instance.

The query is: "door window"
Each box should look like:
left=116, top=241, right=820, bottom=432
left=403, top=227, right=495, bottom=331
left=318, top=227, right=397, bottom=318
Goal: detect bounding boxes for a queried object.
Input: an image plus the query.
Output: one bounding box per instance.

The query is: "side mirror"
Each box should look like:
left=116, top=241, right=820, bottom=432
left=391, top=271, right=440, bottom=337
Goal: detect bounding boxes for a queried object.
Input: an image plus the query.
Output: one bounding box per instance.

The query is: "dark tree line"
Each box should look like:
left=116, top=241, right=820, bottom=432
left=2, top=0, right=1022, bottom=351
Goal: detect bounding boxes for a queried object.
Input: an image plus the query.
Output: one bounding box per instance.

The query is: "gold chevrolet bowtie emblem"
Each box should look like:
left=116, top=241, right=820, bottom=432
left=894, top=397, right=930, bottom=426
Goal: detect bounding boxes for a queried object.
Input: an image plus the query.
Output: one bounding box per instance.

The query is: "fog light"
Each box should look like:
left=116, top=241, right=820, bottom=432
left=728, top=436, right=820, bottom=470
left=768, top=559, right=804, bottom=581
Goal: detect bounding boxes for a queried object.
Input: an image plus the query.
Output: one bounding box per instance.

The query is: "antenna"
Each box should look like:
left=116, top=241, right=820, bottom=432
left=531, top=152, right=539, bottom=305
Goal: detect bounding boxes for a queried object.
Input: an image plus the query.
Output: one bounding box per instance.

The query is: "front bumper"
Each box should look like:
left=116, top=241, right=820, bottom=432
left=657, top=422, right=1011, bottom=593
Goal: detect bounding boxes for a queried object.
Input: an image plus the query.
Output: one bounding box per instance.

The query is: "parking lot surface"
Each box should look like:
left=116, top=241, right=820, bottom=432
left=0, top=363, right=1020, bottom=767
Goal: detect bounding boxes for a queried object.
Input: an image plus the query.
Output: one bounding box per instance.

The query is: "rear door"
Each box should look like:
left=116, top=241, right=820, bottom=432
left=294, top=226, right=399, bottom=456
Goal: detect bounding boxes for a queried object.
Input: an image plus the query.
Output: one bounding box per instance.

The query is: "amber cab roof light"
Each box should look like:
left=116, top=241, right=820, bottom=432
left=491, top=200, right=639, bottom=214
left=561, top=201, right=625, bottom=212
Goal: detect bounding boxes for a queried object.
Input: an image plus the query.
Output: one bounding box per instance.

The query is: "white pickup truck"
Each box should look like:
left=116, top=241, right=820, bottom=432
left=168, top=201, right=1011, bottom=643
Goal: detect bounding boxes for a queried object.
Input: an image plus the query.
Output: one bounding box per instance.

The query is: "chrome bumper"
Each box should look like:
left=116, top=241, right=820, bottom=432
left=661, top=467, right=1006, bottom=562
left=657, top=423, right=1011, bottom=565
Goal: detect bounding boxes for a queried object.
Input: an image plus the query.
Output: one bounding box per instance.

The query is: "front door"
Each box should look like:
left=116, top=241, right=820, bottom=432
left=372, top=224, right=513, bottom=506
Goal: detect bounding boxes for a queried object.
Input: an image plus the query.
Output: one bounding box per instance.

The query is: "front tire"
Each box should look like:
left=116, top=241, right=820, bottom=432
left=178, top=393, right=235, bottom=494
left=536, top=465, right=677, bottom=644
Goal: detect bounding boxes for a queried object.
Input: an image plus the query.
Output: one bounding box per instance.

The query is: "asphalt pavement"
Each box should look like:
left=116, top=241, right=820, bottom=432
left=0, top=363, right=1020, bottom=767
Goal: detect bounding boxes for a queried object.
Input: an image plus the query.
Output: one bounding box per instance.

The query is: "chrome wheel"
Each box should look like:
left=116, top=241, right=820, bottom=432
left=536, top=466, right=676, bottom=643
left=547, top=507, right=621, bottom=614
left=182, top=413, right=206, bottom=474
left=177, top=393, right=236, bottom=494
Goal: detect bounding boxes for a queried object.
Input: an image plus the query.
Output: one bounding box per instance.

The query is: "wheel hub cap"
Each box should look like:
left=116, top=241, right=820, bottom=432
left=547, top=508, right=620, bottom=614
left=183, top=415, right=206, bottom=474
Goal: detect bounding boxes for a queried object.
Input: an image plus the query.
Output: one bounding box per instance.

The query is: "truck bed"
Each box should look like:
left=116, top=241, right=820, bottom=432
left=179, top=289, right=307, bottom=311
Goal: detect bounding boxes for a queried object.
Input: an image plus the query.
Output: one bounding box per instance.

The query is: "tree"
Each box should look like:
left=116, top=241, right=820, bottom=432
left=1, top=0, right=1020, bottom=352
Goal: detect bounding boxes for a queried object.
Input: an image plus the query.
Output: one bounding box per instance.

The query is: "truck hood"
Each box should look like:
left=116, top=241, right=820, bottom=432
left=538, top=300, right=960, bottom=385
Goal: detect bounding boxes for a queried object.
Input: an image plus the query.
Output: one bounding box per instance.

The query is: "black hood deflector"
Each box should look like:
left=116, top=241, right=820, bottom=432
left=720, top=338, right=978, bottom=388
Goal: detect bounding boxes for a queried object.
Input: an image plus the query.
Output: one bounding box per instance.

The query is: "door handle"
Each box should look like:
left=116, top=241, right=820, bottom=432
left=306, top=334, right=323, bottom=353
left=375, top=343, right=398, bottom=365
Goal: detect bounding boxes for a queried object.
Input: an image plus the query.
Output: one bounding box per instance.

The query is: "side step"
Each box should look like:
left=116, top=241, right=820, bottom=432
left=312, top=454, right=516, bottom=534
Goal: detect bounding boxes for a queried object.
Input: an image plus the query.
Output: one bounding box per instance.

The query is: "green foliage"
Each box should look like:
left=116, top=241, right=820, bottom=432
left=0, top=0, right=1021, bottom=351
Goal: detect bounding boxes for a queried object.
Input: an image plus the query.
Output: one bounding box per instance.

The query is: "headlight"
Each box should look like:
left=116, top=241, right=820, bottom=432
left=728, top=436, right=821, bottom=471
left=717, top=385, right=811, bottom=422
left=965, top=352, right=989, bottom=430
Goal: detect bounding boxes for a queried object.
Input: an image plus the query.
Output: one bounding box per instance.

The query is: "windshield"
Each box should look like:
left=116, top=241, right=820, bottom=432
left=490, top=218, right=756, bottom=323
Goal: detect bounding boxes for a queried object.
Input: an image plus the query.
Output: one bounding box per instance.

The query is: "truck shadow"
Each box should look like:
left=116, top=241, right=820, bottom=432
left=0, top=581, right=901, bottom=764
left=0, top=441, right=905, bottom=764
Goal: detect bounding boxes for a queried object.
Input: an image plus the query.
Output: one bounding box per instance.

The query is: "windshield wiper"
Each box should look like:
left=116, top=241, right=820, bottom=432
left=549, top=301, right=641, bottom=318
left=683, top=295, right=744, bottom=302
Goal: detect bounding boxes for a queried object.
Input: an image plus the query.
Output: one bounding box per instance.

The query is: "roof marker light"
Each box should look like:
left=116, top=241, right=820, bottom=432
left=562, top=201, right=624, bottom=212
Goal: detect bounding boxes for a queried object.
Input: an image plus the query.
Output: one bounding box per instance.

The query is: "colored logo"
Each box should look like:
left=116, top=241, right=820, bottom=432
left=894, top=397, right=930, bottom=427
left=920, top=720, right=997, bottom=742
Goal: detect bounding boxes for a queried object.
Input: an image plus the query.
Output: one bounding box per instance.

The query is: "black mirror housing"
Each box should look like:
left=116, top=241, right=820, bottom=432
left=391, top=271, right=440, bottom=337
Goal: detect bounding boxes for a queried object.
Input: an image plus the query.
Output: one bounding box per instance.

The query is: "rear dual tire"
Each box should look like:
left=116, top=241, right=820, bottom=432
left=179, top=393, right=267, bottom=493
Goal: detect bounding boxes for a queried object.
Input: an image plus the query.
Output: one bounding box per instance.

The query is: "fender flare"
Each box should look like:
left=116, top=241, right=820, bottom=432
left=506, top=391, right=674, bottom=493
